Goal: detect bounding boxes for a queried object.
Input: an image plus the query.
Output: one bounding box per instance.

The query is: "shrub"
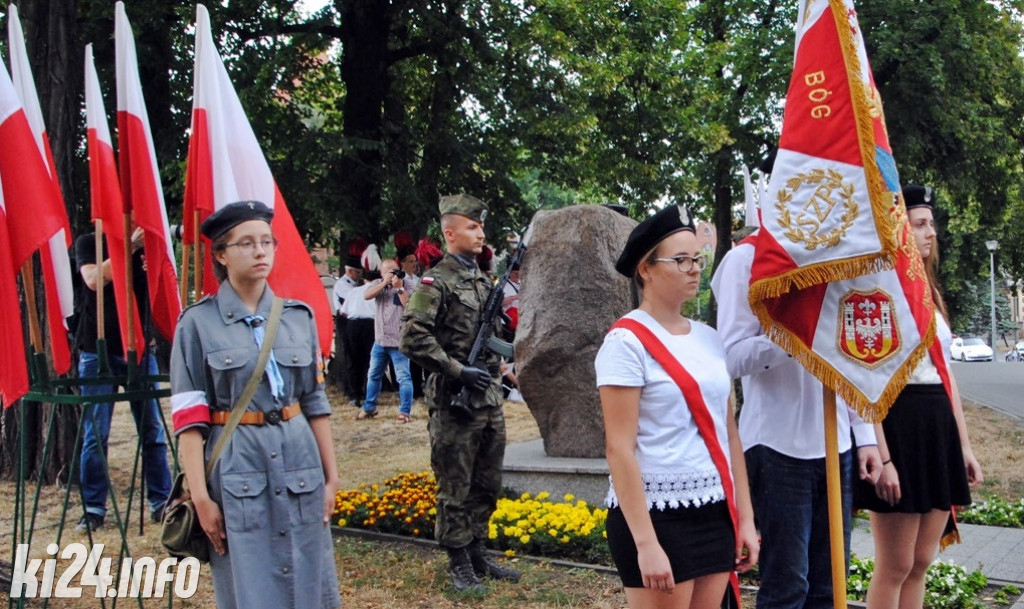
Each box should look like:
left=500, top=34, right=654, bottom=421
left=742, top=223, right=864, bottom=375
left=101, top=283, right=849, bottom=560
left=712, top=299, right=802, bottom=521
left=848, top=555, right=990, bottom=609
left=958, top=497, right=1024, bottom=528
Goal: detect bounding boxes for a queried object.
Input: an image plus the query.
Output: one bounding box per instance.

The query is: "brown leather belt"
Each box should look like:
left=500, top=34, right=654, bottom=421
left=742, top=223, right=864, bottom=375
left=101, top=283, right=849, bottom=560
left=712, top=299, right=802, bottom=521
left=210, top=403, right=301, bottom=426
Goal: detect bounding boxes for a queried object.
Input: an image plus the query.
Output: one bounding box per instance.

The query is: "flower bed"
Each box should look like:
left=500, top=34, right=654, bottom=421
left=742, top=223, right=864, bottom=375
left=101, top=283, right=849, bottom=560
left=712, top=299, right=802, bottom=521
left=332, top=473, right=610, bottom=562
left=334, top=473, right=1015, bottom=607
left=959, top=497, right=1024, bottom=528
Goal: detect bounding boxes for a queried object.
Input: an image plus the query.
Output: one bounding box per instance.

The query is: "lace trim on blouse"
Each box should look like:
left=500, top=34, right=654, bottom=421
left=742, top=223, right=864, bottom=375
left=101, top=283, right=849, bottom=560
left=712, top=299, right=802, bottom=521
left=606, top=469, right=725, bottom=511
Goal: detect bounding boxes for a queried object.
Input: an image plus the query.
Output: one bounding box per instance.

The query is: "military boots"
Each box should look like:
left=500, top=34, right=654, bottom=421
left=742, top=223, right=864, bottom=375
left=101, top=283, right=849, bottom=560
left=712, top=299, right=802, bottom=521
left=468, top=539, right=521, bottom=582
left=447, top=547, right=485, bottom=592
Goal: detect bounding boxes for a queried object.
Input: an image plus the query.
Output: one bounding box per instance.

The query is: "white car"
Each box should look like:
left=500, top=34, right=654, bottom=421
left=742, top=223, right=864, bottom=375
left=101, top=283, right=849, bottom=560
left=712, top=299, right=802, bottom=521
left=950, top=337, right=993, bottom=362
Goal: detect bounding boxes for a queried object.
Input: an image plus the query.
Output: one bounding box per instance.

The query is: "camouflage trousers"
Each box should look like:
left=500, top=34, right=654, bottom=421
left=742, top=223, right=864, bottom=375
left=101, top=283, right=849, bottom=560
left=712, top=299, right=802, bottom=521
left=429, top=404, right=506, bottom=549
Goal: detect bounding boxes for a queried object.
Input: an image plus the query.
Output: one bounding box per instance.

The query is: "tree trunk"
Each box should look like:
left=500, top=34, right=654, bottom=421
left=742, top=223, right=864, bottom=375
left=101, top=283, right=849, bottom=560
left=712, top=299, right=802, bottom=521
left=709, top=146, right=735, bottom=329
left=335, top=0, right=393, bottom=244
left=415, top=4, right=460, bottom=212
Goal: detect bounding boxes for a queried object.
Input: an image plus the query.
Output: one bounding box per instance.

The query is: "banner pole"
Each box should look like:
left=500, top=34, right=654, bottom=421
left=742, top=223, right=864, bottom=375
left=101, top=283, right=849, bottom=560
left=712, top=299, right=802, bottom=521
left=824, top=386, right=848, bottom=609
left=180, top=241, right=191, bottom=307
left=19, top=261, right=43, bottom=353
left=94, top=221, right=105, bottom=342
left=193, top=210, right=202, bottom=302
left=124, top=214, right=135, bottom=360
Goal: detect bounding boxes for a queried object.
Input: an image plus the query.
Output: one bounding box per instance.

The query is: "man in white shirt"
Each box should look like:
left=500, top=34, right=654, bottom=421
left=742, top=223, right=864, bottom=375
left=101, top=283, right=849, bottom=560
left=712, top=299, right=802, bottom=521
left=329, top=257, right=364, bottom=391
left=339, top=278, right=376, bottom=408
left=711, top=234, right=881, bottom=609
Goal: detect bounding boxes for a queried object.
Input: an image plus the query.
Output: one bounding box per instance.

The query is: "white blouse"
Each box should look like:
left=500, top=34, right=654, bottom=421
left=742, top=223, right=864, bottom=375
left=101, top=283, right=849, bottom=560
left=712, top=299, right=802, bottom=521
left=595, top=310, right=732, bottom=510
left=907, top=312, right=953, bottom=385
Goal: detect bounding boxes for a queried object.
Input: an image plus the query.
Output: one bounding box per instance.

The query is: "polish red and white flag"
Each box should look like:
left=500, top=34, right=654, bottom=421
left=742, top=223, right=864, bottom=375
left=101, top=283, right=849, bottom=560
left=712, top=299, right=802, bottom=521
left=0, top=188, right=28, bottom=407
left=748, top=0, right=941, bottom=420
left=115, top=1, right=181, bottom=341
left=85, top=44, right=146, bottom=360
left=0, top=59, right=55, bottom=405
left=183, top=4, right=331, bottom=355
left=8, top=4, right=75, bottom=375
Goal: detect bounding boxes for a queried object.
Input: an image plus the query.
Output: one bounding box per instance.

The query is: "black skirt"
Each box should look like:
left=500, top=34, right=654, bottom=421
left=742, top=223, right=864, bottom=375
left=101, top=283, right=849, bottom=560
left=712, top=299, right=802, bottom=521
left=606, top=500, right=735, bottom=588
left=853, top=384, right=972, bottom=513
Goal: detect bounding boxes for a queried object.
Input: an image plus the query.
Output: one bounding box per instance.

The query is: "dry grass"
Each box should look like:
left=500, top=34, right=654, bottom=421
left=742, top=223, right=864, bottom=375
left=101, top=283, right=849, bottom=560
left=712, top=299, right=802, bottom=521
left=1, top=389, right=1020, bottom=608
left=961, top=402, right=1024, bottom=500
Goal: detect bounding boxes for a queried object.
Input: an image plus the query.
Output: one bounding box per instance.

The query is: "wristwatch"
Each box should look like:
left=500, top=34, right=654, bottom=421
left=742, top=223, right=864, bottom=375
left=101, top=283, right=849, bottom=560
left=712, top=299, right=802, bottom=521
left=396, top=288, right=405, bottom=294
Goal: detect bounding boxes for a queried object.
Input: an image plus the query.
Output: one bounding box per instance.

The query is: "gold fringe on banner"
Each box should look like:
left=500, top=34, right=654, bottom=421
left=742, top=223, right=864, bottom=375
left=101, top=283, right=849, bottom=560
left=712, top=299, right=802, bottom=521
left=830, top=0, right=901, bottom=254
left=749, top=298, right=937, bottom=423
left=749, top=253, right=894, bottom=303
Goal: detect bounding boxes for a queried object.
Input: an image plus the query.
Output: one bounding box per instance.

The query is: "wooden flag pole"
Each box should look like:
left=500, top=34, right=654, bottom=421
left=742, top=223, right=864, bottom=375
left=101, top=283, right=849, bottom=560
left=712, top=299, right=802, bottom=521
left=192, top=210, right=202, bottom=302
left=124, top=214, right=135, bottom=358
left=94, top=221, right=105, bottom=341
left=179, top=240, right=191, bottom=307
left=19, top=262, right=43, bottom=354
left=824, top=386, right=848, bottom=609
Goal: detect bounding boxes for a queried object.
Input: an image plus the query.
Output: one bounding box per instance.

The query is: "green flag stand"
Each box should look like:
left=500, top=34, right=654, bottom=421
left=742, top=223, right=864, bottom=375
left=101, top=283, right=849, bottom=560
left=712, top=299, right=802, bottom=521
left=9, top=339, right=178, bottom=609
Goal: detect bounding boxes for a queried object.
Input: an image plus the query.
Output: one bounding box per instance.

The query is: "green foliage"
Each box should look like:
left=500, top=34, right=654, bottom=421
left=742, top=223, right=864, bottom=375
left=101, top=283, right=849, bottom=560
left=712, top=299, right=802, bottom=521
left=857, top=0, right=1024, bottom=320
left=848, top=554, right=991, bottom=609
left=959, top=496, right=1024, bottom=528
left=17, top=0, right=1024, bottom=295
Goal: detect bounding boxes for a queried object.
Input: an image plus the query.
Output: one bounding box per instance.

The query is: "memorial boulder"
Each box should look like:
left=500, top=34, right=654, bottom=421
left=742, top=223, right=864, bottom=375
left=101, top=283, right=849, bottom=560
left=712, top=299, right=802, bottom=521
left=516, top=205, right=636, bottom=458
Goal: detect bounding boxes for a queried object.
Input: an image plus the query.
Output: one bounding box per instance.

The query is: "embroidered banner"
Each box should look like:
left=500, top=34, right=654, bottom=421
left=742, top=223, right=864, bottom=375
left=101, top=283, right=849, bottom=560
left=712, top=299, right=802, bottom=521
left=749, top=0, right=936, bottom=420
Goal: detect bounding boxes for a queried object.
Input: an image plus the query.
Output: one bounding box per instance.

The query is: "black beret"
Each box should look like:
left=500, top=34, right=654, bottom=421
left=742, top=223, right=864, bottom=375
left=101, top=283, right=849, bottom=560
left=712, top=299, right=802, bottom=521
left=201, top=201, right=274, bottom=241
left=343, top=254, right=362, bottom=268
left=615, top=204, right=697, bottom=277
left=902, top=185, right=934, bottom=210
left=758, top=147, right=778, bottom=175
left=396, top=244, right=416, bottom=261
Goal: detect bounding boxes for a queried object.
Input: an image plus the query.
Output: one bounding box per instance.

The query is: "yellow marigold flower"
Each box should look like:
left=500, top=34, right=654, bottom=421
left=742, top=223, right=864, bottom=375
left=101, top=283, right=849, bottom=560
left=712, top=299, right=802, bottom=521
left=560, top=536, right=570, bottom=544
left=536, top=491, right=550, bottom=500
left=338, top=518, right=347, bottom=527
left=505, top=549, right=516, bottom=558
left=563, top=493, right=575, bottom=502
left=520, top=492, right=531, bottom=500
left=549, top=528, right=559, bottom=537
left=519, top=534, right=530, bottom=544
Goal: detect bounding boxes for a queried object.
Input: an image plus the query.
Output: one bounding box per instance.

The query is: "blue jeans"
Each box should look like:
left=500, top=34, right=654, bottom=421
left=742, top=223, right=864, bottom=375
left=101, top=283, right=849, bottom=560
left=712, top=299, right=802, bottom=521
left=745, top=445, right=853, bottom=609
left=363, top=343, right=413, bottom=416
left=79, top=351, right=172, bottom=517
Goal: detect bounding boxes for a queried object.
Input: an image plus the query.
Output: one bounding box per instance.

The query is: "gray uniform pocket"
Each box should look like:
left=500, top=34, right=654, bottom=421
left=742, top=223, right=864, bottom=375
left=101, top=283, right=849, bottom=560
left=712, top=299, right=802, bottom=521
left=207, top=347, right=252, bottom=407
left=221, top=471, right=268, bottom=532
left=285, top=466, right=324, bottom=526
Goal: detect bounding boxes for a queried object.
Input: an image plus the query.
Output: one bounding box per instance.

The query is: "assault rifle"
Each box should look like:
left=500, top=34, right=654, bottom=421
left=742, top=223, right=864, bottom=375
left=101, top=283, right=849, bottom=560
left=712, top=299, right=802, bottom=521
left=450, top=223, right=533, bottom=416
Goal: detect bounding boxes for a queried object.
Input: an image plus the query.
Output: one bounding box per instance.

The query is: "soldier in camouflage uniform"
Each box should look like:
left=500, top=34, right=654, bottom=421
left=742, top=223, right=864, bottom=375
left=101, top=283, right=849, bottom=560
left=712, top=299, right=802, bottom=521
left=400, top=194, right=521, bottom=592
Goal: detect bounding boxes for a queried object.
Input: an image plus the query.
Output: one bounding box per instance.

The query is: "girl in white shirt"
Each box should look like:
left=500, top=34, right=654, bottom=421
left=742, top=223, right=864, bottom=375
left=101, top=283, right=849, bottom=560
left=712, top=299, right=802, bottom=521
left=854, top=186, right=982, bottom=609
left=596, top=204, right=758, bottom=609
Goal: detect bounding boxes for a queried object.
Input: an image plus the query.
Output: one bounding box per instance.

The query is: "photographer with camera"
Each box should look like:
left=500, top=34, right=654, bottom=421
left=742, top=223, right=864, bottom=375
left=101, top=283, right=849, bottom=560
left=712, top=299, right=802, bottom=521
left=358, top=258, right=418, bottom=421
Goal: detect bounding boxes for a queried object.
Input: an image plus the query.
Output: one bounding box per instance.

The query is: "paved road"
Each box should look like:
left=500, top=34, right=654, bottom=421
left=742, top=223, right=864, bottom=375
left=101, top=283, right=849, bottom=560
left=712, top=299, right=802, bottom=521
left=952, top=360, right=1024, bottom=421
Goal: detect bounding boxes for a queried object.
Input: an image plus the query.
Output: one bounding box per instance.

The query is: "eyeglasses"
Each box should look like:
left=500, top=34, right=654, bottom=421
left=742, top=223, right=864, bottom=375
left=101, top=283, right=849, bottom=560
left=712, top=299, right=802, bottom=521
left=222, top=237, right=279, bottom=255
left=652, top=254, right=707, bottom=273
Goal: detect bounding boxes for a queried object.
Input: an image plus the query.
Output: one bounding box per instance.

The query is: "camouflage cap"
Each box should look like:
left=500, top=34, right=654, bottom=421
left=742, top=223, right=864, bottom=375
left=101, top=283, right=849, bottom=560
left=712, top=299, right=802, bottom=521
left=439, top=194, right=488, bottom=223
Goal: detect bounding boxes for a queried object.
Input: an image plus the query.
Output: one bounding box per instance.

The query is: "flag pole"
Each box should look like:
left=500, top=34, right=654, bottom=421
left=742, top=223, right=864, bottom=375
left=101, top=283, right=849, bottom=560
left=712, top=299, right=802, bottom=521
left=19, top=262, right=43, bottom=354
left=94, top=221, right=105, bottom=342
left=192, top=210, right=202, bottom=302
left=179, top=240, right=190, bottom=306
left=824, top=386, right=848, bottom=609
left=124, top=214, right=135, bottom=362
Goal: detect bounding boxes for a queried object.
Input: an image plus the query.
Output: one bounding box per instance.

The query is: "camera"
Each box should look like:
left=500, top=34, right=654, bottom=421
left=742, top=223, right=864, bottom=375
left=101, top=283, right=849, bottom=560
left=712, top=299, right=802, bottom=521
left=391, top=269, right=406, bottom=279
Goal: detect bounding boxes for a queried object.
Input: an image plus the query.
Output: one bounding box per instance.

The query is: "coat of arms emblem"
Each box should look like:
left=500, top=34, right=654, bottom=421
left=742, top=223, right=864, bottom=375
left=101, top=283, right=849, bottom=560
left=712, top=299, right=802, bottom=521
left=838, top=288, right=901, bottom=368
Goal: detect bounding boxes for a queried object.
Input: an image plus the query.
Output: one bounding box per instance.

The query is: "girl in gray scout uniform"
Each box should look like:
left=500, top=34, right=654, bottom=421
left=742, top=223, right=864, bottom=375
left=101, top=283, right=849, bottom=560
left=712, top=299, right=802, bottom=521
left=170, top=201, right=341, bottom=609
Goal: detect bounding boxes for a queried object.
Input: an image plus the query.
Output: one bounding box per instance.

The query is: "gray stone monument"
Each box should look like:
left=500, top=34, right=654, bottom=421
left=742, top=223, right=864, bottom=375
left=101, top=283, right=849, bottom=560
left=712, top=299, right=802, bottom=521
left=515, top=205, right=636, bottom=459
